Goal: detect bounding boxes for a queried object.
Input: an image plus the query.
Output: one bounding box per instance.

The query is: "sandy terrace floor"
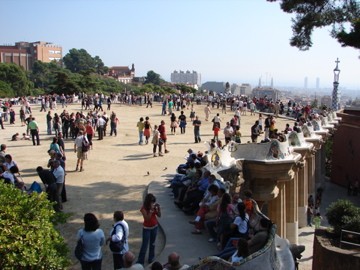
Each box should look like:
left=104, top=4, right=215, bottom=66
left=1, top=101, right=290, bottom=269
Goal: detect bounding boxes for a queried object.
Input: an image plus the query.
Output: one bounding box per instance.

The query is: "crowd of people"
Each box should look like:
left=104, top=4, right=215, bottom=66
left=1, top=92, right=329, bottom=270
left=168, top=147, right=274, bottom=266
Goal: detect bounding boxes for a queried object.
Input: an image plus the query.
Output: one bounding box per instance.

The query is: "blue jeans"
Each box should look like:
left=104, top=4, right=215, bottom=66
left=139, top=131, right=144, bottom=144
left=215, top=238, right=239, bottom=260
left=137, top=226, right=158, bottom=265
left=80, top=258, right=102, bottom=270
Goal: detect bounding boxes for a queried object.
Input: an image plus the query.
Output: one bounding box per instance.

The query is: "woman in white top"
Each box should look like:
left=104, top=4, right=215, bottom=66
left=76, top=213, right=105, bottom=270
left=230, top=238, right=249, bottom=265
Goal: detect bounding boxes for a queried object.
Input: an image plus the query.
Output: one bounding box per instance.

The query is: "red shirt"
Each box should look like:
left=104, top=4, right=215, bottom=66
left=158, top=124, right=167, bottom=140
left=141, top=206, right=158, bottom=228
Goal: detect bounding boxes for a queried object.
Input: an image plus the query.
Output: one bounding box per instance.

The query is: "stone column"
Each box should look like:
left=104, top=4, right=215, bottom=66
left=268, top=181, right=286, bottom=238
left=298, top=156, right=309, bottom=228
left=308, top=150, right=316, bottom=196
left=286, top=165, right=299, bottom=244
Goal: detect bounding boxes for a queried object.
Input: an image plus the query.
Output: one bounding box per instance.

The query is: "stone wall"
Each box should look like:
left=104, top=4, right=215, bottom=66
left=312, top=229, right=360, bottom=270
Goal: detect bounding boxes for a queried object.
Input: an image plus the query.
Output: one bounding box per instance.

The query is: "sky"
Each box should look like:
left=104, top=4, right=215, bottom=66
left=1, top=0, right=360, bottom=91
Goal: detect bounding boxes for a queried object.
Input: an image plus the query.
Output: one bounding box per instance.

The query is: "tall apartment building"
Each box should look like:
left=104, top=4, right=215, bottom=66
left=0, top=41, right=62, bottom=71
left=170, top=70, right=201, bottom=86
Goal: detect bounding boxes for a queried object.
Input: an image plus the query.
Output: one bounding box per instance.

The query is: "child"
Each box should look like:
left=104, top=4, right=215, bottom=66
left=21, top=133, right=30, bottom=140
left=213, top=124, right=220, bottom=141
left=11, top=133, right=20, bottom=141
left=307, top=206, right=313, bottom=227
left=189, top=109, right=195, bottom=121
left=234, top=126, right=242, bottom=143
left=258, top=113, right=263, bottom=133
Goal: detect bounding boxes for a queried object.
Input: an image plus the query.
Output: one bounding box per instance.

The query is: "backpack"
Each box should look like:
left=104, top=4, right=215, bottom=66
left=109, top=223, right=126, bottom=253
left=82, top=137, right=89, bottom=153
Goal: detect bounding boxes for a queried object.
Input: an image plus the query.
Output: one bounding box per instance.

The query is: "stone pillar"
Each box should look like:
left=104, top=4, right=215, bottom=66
left=268, top=181, right=286, bottom=238
left=286, top=165, right=299, bottom=244
left=308, top=150, right=316, bottom=196
left=298, top=156, right=309, bottom=228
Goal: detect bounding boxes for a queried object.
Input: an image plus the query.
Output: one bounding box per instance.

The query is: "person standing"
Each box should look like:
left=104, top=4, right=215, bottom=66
left=109, top=112, right=119, bottom=137
left=107, top=211, right=129, bottom=270
left=137, top=194, right=161, bottom=265
left=178, top=111, right=187, bottom=134
left=74, top=131, right=88, bottom=172
left=151, top=125, right=162, bottom=157
left=158, top=120, right=169, bottom=153
left=251, top=121, right=260, bottom=143
left=97, top=116, right=106, bottom=140
left=143, top=117, right=152, bottom=144
left=52, top=160, right=65, bottom=211
left=170, top=113, right=177, bottom=135
left=137, top=117, right=145, bottom=145
left=46, top=111, right=52, bottom=135
left=223, top=122, right=234, bottom=145
left=193, top=116, right=202, bottom=143
left=76, top=213, right=105, bottom=270
left=204, top=104, right=211, bottom=121
left=85, top=121, right=95, bottom=150
left=27, top=117, right=40, bottom=146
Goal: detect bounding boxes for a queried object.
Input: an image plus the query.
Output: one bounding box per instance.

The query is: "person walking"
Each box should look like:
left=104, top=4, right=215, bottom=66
left=143, top=117, right=152, bottom=144
left=178, top=111, right=187, bottom=134
left=137, top=193, right=161, bottom=265
left=106, top=211, right=129, bottom=270
left=27, top=117, right=40, bottom=146
left=74, top=131, right=88, bottom=172
left=76, top=213, right=105, bottom=270
left=193, top=116, right=202, bottom=143
left=137, top=117, right=145, bottom=145
left=204, top=104, right=211, bottom=121
left=158, top=120, right=169, bottom=153
left=151, top=125, right=162, bottom=157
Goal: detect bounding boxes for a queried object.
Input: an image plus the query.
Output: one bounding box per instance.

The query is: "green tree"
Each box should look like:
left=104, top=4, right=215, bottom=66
left=94, top=56, right=108, bottom=75
left=145, top=70, right=161, bottom=85
left=0, top=63, right=31, bottom=97
left=0, top=182, right=70, bottom=269
left=326, top=199, right=360, bottom=235
left=0, top=81, right=13, bottom=97
left=30, top=61, right=61, bottom=92
left=63, top=48, right=96, bottom=73
left=268, top=0, right=360, bottom=50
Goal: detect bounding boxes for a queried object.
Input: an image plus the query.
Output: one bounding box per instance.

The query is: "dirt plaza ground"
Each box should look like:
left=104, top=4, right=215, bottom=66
left=2, top=100, right=292, bottom=269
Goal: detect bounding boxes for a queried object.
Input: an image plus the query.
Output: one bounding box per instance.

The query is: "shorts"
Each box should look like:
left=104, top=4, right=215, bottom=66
left=77, top=147, right=85, bottom=160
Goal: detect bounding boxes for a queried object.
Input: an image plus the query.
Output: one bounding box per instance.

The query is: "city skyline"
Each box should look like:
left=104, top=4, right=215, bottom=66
left=1, top=0, right=360, bottom=90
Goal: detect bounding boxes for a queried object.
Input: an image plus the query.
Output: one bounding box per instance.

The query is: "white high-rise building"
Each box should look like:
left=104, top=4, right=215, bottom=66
left=316, top=77, right=320, bottom=89
left=171, top=70, right=201, bottom=86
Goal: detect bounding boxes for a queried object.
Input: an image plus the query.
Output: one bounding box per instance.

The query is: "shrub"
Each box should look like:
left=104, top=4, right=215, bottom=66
left=0, top=182, right=70, bottom=269
left=326, top=199, right=360, bottom=235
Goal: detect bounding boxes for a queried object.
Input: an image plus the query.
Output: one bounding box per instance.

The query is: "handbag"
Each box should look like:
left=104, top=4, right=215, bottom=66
left=109, top=223, right=126, bottom=253
left=74, top=232, right=84, bottom=260
left=158, top=138, right=164, bottom=146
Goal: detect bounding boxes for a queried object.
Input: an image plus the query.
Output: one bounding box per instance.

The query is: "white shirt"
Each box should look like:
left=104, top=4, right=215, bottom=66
left=233, top=214, right=249, bottom=234
left=52, top=166, right=65, bottom=184
left=97, top=117, right=106, bottom=127
left=74, top=135, right=87, bottom=148
left=110, top=220, right=129, bottom=254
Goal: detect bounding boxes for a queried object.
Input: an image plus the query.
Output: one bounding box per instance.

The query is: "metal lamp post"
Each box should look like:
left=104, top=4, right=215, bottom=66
left=332, top=58, right=340, bottom=111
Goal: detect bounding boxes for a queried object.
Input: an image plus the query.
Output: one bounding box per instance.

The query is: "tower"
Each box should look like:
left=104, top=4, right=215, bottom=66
left=331, top=58, right=340, bottom=111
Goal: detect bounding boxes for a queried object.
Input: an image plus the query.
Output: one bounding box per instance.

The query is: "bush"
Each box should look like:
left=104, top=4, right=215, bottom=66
left=326, top=199, right=360, bottom=235
left=0, top=182, right=70, bottom=269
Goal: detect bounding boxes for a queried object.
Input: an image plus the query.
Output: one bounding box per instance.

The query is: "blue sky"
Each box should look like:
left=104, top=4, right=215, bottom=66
left=1, top=0, right=360, bottom=90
